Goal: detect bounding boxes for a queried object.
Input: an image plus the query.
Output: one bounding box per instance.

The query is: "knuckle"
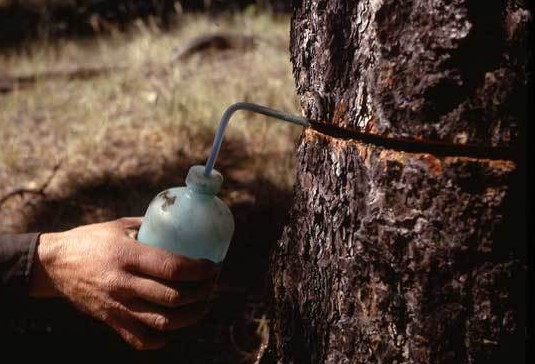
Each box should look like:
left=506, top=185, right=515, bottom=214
left=118, top=330, right=143, bottom=350
left=153, top=314, right=171, bottom=331
left=103, top=300, right=123, bottom=320
left=136, top=340, right=153, bottom=351
left=122, top=330, right=153, bottom=351
left=162, top=258, right=180, bottom=279
left=115, top=245, right=133, bottom=268
left=124, top=334, right=139, bottom=349
left=136, top=338, right=164, bottom=351
left=131, top=338, right=148, bottom=351
left=164, top=288, right=181, bottom=306
left=104, top=271, right=123, bottom=292
left=114, top=218, right=131, bottom=231
left=99, top=308, right=111, bottom=323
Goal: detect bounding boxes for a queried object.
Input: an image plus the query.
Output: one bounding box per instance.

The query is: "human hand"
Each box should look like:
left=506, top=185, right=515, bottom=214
left=29, top=217, right=219, bottom=350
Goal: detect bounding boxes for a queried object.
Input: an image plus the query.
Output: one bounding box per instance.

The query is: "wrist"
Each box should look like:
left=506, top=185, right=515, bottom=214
left=29, top=232, right=63, bottom=298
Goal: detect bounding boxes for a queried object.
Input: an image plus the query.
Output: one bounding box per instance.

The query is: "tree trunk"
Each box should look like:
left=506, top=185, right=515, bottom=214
left=269, top=1, right=529, bottom=363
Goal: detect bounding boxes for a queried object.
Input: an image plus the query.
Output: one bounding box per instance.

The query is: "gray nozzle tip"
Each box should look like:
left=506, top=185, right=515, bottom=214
left=186, top=165, right=223, bottom=194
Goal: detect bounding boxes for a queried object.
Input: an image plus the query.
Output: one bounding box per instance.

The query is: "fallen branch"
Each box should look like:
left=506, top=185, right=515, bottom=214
left=0, top=162, right=61, bottom=207
left=171, top=32, right=257, bottom=61
left=0, top=66, right=123, bottom=94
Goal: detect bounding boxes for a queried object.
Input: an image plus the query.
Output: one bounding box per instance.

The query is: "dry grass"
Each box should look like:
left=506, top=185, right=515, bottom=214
left=1, top=11, right=301, bottom=361
left=0, top=12, right=302, bottom=232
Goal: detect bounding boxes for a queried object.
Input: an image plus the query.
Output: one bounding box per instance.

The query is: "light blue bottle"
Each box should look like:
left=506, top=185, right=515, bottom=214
left=137, top=102, right=309, bottom=263
left=137, top=165, right=234, bottom=263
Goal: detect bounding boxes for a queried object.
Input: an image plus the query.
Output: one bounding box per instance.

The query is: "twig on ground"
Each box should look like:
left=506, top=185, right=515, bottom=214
left=254, top=314, right=270, bottom=364
left=228, top=313, right=271, bottom=364
left=0, top=161, right=62, bottom=207
left=229, top=323, right=257, bottom=362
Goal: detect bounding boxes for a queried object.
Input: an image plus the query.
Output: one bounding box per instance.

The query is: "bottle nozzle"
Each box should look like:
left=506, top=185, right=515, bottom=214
left=204, top=102, right=309, bottom=177
left=187, top=165, right=223, bottom=194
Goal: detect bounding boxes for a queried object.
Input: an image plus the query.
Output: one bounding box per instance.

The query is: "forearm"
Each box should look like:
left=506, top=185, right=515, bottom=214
left=0, top=233, right=40, bottom=298
left=28, top=233, right=62, bottom=298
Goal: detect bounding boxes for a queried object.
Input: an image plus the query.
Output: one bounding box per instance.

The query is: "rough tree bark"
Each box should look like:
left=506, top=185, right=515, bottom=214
left=269, top=1, right=529, bottom=363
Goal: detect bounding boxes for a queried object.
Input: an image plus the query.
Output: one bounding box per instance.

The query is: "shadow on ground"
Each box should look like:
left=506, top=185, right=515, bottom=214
left=1, top=140, right=293, bottom=362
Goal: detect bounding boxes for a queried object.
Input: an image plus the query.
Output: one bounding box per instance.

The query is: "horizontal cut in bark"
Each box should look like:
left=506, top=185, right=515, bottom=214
left=291, top=0, right=530, bottom=147
left=269, top=128, right=526, bottom=363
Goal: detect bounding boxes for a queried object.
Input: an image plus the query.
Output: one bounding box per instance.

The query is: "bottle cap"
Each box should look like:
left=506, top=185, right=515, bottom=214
left=185, top=165, right=223, bottom=194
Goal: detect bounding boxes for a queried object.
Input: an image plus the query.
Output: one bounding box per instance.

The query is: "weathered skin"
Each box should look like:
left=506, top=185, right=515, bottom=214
left=291, top=0, right=530, bottom=147
left=269, top=129, right=525, bottom=363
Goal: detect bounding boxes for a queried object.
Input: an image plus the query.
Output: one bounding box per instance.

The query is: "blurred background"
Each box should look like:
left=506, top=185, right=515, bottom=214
left=0, top=1, right=301, bottom=361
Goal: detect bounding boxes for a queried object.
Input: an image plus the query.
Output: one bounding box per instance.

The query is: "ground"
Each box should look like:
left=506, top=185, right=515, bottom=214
left=0, top=12, right=301, bottom=362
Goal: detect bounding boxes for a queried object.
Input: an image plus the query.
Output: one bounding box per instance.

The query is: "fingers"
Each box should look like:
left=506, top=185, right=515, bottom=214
left=108, top=313, right=167, bottom=351
left=109, top=300, right=208, bottom=349
left=127, top=243, right=219, bottom=282
left=122, top=276, right=216, bottom=308
left=126, top=299, right=208, bottom=332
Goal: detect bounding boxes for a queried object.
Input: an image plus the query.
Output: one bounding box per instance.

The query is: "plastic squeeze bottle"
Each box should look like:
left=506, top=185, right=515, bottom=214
left=137, top=102, right=309, bottom=262
left=137, top=165, right=233, bottom=263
